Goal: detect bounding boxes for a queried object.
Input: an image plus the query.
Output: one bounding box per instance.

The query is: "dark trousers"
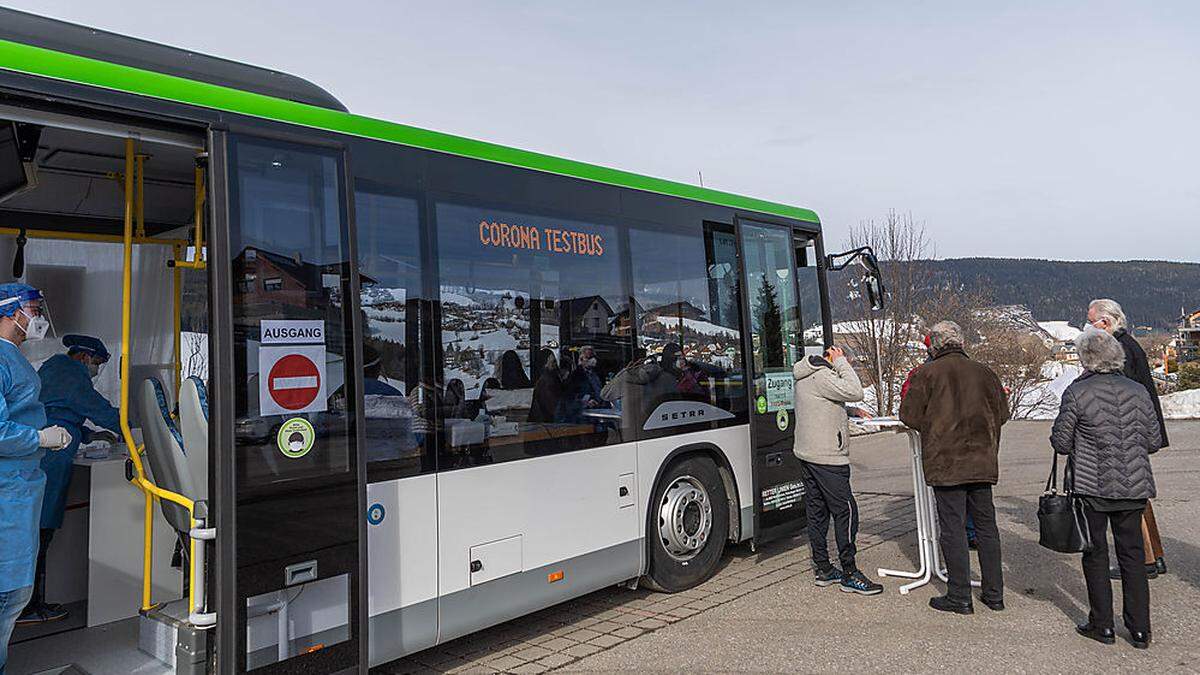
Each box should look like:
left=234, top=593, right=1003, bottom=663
left=933, top=483, right=1003, bottom=603
left=30, top=529, right=55, bottom=608
left=799, top=461, right=858, bottom=573
left=1082, top=505, right=1150, bottom=633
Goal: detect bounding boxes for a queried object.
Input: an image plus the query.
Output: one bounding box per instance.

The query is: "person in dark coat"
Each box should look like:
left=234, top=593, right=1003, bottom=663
left=563, top=345, right=608, bottom=422
left=1088, top=298, right=1169, bottom=576
left=497, top=350, right=532, bottom=390
left=1051, top=328, right=1161, bottom=649
left=901, top=333, right=979, bottom=549
left=528, top=349, right=564, bottom=424
left=899, top=320, right=1009, bottom=616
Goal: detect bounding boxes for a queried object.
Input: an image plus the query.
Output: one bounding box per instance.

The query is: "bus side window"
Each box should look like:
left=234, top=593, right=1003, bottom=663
left=353, top=189, right=430, bottom=480
left=627, top=222, right=747, bottom=435
left=432, top=201, right=633, bottom=467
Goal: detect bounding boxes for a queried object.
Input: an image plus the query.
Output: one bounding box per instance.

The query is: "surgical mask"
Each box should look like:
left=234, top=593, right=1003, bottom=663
left=18, top=309, right=50, bottom=340
left=582, top=357, right=597, bottom=369
left=87, top=361, right=101, bottom=379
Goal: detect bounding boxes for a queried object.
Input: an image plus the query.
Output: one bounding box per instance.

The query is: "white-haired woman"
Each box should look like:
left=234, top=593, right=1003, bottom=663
left=1050, top=329, right=1162, bottom=649
left=1087, top=298, right=1170, bottom=579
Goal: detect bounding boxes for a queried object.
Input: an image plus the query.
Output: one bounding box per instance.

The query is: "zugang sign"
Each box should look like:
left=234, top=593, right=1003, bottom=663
left=478, top=220, right=604, bottom=257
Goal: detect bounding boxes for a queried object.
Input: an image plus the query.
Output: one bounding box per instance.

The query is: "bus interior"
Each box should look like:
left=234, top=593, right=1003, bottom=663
left=2, top=108, right=213, bottom=674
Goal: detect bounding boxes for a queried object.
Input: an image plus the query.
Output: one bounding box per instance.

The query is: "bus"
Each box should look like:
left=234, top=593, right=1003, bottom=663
left=0, top=8, right=882, bottom=674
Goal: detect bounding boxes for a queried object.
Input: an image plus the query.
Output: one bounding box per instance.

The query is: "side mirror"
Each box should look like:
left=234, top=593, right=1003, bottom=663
left=826, top=246, right=887, bottom=312
left=859, top=252, right=885, bottom=312
left=864, top=273, right=884, bottom=312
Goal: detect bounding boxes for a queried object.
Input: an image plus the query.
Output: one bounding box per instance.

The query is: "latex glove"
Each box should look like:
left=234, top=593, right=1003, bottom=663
left=89, top=429, right=120, bottom=445
left=39, top=426, right=73, bottom=451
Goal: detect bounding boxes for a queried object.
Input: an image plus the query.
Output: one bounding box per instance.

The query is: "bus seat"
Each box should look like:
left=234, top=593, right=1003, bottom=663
left=136, top=377, right=196, bottom=534
left=179, top=376, right=209, bottom=501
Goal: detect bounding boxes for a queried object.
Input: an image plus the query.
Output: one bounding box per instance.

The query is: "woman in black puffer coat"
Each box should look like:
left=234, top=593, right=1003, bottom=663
left=1050, top=328, right=1162, bottom=649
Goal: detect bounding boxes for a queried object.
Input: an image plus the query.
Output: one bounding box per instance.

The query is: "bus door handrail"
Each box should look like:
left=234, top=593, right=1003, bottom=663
left=117, top=138, right=213, bottom=627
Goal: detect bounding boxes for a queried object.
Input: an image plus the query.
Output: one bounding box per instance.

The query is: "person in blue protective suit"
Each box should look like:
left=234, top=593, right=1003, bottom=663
left=17, top=335, right=121, bottom=625
left=0, top=283, right=72, bottom=671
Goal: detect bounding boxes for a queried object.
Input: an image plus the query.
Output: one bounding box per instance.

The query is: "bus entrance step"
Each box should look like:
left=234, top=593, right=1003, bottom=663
left=139, top=601, right=208, bottom=675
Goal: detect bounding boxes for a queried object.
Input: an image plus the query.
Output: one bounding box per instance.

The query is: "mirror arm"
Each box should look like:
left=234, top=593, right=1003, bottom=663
left=825, top=246, right=877, bottom=271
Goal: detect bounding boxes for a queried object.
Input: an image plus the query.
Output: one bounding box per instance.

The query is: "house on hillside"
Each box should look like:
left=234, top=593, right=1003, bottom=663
left=1037, top=321, right=1082, bottom=363
left=1178, top=309, right=1200, bottom=364
left=563, top=295, right=615, bottom=337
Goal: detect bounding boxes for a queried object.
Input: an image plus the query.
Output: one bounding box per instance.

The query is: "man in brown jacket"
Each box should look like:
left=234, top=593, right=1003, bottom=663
left=900, top=320, right=1009, bottom=615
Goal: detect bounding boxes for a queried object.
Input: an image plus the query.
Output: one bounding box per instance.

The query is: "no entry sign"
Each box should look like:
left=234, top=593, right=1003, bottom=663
left=268, top=354, right=322, bottom=410
left=259, top=320, right=328, bottom=417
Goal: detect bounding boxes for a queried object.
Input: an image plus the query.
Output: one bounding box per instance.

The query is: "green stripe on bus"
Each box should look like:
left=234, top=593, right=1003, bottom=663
left=0, top=39, right=819, bottom=224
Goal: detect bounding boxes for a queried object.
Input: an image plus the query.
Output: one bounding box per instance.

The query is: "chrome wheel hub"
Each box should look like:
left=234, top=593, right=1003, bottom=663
left=658, top=476, right=712, bottom=561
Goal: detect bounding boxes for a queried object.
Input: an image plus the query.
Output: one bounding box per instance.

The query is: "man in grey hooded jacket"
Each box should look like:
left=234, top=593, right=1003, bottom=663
left=793, top=346, right=881, bottom=595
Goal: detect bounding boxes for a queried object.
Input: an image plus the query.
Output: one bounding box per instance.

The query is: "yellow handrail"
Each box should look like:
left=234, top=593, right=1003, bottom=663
left=116, top=137, right=201, bottom=617
left=173, top=243, right=182, bottom=398
left=0, top=226, right=185, bottom=247
left=173, top=162, right=207, bottom=270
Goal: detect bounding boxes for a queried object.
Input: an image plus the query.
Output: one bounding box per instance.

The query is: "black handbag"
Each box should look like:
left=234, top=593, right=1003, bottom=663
left=1037, top=451, right=1093, bottom=554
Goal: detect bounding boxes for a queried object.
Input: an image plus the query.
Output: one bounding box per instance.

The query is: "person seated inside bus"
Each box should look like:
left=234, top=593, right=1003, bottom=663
left=562, top=345, right=611, bottom=424
left=660, top=343, right=708, bottom=397
left=601, top=351, right=667, bottom=428
left=21, top=334, right=120, bottom=625
left=495, top=350, right=531, bottom=389
left=528, top=348, right=564, bottom=424
left=441, top=379, right=468, bottom=420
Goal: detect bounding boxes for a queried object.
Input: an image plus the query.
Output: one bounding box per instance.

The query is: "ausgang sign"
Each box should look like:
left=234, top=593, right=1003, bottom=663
left=259, top=320, right=328, bottom=417
left=261, top=320, right=325, bottom=344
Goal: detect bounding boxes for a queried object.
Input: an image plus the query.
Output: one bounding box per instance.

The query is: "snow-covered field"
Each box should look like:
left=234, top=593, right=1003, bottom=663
left=1161, top=389, right=1200, bottom=419
left=1037, top=321, right=1082, bottom=342
left=649, top=315, right=737, bottom=337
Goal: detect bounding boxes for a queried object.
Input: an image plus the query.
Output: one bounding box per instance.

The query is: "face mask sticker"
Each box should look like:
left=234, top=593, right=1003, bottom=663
left=276, top=417, right=316, bottom=459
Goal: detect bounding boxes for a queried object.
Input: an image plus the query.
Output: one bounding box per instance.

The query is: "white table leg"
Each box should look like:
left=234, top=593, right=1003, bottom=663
left=878, top=431, right=934, bottom=593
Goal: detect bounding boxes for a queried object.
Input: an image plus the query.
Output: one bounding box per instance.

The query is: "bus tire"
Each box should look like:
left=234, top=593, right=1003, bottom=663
left=643, top=455, right=728, bottom=593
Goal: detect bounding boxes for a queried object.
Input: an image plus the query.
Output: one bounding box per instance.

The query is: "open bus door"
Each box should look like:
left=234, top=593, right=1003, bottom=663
left=209, top=127, right=368, bottom=673
left=735, top=217, right=830, bottom=545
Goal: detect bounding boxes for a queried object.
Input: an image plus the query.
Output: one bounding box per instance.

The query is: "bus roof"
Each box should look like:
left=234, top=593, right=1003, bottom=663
left=0, top=22, right=820, bottom=225
left=0, top=7, right=348, bottom=112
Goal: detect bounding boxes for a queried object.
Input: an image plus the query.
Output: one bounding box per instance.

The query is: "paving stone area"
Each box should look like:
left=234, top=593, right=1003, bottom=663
left=373, top=492, right=915, bottom=674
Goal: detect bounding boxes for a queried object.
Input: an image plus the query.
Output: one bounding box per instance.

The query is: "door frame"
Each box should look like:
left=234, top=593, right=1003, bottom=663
left=208, top=122, right=370, bottom=673
left=732, top=214, right=828, bottom=546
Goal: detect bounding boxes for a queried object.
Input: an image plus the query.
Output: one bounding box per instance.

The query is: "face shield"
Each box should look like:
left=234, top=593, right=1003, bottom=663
left=0, top=288, right=54, bottom=341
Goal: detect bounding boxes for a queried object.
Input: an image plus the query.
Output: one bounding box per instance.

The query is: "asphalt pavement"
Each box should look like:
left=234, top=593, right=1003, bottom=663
left=562, top=420, right=1200, bottom=673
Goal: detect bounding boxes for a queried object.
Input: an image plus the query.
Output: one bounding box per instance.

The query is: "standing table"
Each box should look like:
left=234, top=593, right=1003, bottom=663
left=854, top=418, right=980, bottom=595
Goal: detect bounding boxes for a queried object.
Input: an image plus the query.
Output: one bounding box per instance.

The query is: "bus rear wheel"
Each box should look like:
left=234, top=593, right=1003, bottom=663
left=643, top=455, right=728, bottom=592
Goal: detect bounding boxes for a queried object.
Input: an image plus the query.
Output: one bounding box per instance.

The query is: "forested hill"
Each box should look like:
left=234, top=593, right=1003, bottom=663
left=920, top=258, right=1199, bottom=331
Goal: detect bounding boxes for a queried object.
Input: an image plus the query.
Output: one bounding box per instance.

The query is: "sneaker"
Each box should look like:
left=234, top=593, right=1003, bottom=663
left=839, top=569, right=883, bottom=596
left=16, top=602, right=68, bottom=625
left=814, top=567, right=844, bottom=587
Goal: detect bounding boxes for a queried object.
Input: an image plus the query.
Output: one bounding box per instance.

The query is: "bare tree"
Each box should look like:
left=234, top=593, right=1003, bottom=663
left=839, top=211, right=965, bottom=415
left=973, top=328, right=1053, bottom=419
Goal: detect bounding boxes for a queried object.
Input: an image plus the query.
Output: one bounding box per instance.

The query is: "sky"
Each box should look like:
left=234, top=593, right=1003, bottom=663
left=6, top=1, right=1199, bottom=261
